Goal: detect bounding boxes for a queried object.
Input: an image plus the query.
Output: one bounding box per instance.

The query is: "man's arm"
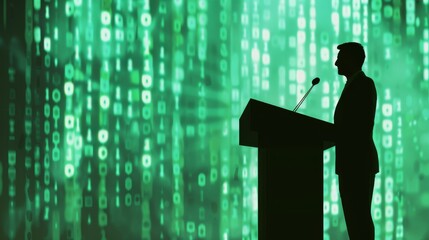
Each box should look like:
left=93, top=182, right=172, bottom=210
left=343, top=78, right=377, bottom=141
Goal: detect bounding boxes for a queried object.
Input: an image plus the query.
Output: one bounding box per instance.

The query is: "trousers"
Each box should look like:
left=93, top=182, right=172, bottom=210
left=338, top=173, right=376, bottom=240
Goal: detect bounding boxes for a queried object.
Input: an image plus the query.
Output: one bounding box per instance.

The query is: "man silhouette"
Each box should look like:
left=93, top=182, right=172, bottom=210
left=334, top=42, right=379, bottom=239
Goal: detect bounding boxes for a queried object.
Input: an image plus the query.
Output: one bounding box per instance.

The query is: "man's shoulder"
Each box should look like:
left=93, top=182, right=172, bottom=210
left=360, top=75, right=377, bottom=96
left=360, top=73, right=376, bottom=87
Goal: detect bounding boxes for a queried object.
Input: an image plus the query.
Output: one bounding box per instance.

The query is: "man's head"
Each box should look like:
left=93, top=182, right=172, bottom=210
left=335, top=42, right=366, bottom=77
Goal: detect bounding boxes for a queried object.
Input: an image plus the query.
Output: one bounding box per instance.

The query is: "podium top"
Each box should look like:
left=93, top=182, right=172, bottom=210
left=239, top=98, right=335, bottom=149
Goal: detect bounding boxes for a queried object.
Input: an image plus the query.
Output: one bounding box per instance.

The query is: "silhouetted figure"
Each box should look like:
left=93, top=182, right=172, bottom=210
left=334, top=42, right=379, bottom=240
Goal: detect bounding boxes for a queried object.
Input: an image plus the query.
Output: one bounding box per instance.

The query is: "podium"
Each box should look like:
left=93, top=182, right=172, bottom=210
left=239, top=99, right=335, bottom=239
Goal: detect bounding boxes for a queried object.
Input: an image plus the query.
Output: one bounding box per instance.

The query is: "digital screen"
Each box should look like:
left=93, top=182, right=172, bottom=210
left=1, top=0, right=428, bottom=239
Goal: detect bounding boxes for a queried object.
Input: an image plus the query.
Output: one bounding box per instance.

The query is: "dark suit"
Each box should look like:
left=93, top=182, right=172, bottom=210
left=334, top=71, right=379, bottom=239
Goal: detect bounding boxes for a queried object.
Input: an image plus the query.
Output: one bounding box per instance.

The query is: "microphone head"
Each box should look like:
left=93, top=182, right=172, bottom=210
left=312, top=77, right=320, bottom=85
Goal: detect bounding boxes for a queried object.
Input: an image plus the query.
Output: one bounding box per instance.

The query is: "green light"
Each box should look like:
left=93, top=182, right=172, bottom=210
left=2, top=0, right=429, bottom=239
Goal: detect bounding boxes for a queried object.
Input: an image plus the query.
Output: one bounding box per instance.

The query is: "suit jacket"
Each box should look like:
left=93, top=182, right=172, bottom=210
left=334, top=71, right=379, bottom=175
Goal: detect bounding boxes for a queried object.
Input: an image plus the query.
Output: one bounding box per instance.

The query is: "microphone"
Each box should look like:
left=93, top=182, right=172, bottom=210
left=293, top=77, right=320, bottom=112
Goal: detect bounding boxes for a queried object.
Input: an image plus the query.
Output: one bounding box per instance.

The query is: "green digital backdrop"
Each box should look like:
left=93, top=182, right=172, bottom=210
left=1, top=0, right=429, bottom=239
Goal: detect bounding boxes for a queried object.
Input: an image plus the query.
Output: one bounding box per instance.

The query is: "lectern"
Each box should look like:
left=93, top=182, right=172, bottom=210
left=239, top=99, right=335, bottom=239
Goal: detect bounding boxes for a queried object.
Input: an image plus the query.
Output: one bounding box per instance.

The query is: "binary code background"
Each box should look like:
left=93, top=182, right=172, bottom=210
left=0, top=0, right=428, bottom=239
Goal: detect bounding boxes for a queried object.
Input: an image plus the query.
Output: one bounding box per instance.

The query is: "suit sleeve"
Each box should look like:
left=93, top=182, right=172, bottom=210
left=340, top=78, right=377, bottom=141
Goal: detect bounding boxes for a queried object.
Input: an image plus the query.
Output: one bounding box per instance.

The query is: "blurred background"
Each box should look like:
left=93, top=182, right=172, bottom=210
left=0, top=0, right=428, bottom=239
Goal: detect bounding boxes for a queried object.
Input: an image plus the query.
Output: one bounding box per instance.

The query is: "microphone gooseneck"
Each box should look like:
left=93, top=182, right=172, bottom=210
left=293, top=77, right=320, bottom=112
